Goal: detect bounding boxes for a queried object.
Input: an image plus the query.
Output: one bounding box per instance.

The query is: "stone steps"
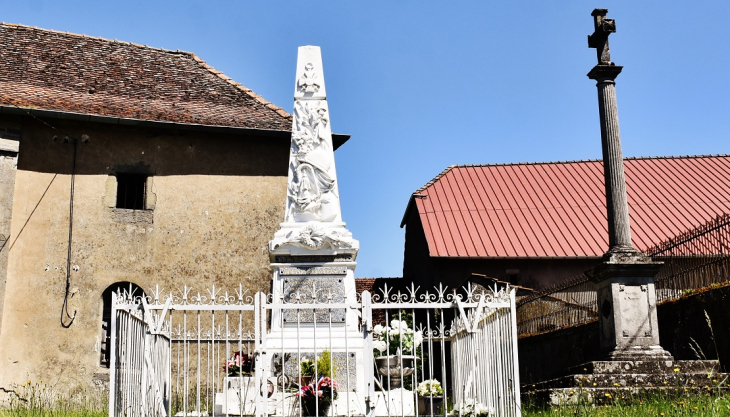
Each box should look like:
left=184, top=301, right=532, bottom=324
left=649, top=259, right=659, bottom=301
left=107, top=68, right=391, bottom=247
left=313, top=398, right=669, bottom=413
left=522, top=360, right=729, bottom=405
left=525, top=386, right=730, bottom=406
left=565, top=360, right=721, bottom=376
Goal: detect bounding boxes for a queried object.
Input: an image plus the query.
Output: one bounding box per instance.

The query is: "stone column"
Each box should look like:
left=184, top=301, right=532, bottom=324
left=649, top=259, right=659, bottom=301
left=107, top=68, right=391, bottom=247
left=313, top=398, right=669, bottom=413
left=588, top=65, right=634, bottom=254
left=586, top=9, right=672, bottom=361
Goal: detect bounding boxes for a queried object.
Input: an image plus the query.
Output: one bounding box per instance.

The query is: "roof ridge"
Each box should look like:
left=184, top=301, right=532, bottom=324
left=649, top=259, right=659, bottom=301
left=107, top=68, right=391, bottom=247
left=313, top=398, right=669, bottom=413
left=189, top=54, right=291, bottom=120
left=0, top=22, right=194, bottom=56
left=413, top=154, right=730, bottom=194
left=415, top=165, right=457, bottom=193
left=0, top=22, right=292, bottom=121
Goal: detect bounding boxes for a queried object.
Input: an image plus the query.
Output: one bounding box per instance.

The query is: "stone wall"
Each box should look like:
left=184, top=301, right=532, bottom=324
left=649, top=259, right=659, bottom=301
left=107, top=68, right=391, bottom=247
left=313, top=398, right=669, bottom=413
left=518, top=285, right=730, bottom=384
left=0, top=116, right=289, bottom=389
left=0, top=119, right=21, bottom=336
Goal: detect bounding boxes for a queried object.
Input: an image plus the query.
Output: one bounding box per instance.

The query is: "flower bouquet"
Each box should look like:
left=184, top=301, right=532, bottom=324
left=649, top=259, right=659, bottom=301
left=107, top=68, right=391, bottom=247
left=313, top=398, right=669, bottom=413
left=372, top=319, right=424, bottom=356
left=417, top=379, right=444, bottom=416
left=416, top=379, right=444, bottom=397
left=450, top=399, right=494, bottom=417
left=296, top=376, right=339, bottom=416
left=222, top=351, right=254, bottom=376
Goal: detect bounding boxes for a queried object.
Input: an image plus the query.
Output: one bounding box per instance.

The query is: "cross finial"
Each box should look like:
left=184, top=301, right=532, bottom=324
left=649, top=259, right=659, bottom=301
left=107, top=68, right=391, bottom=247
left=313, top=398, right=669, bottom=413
left=588, top=9, right=616, bottom=65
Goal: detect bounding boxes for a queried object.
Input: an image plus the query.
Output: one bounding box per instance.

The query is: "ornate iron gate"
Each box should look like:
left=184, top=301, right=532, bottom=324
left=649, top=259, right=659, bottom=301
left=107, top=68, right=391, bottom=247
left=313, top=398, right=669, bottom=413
left=110, top=284, right=521, bottom=417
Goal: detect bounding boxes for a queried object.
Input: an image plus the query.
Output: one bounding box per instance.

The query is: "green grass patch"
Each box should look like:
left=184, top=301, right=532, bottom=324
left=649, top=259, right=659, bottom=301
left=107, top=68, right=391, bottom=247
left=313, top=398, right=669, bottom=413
left=523, top=393, right=730, bottom=416
left=0, top=380, right=107, bottom=417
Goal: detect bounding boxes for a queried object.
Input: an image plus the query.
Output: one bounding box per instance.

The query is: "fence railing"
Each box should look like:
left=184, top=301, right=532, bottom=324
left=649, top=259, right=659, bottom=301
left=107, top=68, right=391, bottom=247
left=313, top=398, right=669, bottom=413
left=650, top=214, right=730, bottom=303
left=109, top=297, right=171, bottom=417
left=516, top=214, right=730, bottom=337
left=451, top=291, right=520, bottom=416
left=111, top=283, right=521, bottom=417
left=515, top=275, right=597, bottom=337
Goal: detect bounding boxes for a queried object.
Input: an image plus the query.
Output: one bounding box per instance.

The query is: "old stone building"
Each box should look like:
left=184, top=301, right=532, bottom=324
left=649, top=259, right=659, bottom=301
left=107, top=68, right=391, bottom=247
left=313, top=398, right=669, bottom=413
left=0, top=23, right=348, bottom=388
left=400, top=156, right=730, bottom=291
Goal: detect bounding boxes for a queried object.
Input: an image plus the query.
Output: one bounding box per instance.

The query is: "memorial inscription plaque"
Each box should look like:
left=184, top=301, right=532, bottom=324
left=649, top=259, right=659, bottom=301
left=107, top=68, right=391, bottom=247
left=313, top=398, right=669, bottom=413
left=282, top=270, right=347, bottom=323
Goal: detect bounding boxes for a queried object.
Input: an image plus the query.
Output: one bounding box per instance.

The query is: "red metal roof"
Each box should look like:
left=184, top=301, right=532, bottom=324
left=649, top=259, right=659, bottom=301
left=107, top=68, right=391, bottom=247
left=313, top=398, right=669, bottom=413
left=403, top=155, right=730, bottom=258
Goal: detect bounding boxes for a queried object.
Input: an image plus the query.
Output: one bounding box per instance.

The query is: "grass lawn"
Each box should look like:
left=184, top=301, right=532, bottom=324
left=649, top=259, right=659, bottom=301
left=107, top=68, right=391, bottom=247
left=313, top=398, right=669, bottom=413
left=522, top=393, right=730, bottom=416
left=0, top=412, right=105, bottom=417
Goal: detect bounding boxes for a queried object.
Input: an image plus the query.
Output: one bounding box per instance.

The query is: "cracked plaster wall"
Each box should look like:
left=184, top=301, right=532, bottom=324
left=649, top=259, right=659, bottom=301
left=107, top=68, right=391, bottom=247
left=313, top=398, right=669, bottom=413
left=0, top=117, right=288, bottom=389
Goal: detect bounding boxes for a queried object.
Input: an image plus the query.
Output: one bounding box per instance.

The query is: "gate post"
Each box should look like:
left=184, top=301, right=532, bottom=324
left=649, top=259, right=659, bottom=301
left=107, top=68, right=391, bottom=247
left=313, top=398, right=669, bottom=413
left=509, top=288, right=522, bottom=414
left=108, top=292, right=118, bottom=417
left=361, top=290, right=374, bottom=414
left=254, top=292, right=264, bottom=417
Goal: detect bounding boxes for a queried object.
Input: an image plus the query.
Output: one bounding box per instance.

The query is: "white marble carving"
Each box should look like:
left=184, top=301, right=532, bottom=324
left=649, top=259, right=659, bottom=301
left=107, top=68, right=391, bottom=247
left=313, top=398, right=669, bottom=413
left=270, top=224, right=354, bottom=251
left=270, top=45, right=358, bottom=256
left=286, top=100, right=340, bottom=223
left=298, top=63, right=321, bottom=94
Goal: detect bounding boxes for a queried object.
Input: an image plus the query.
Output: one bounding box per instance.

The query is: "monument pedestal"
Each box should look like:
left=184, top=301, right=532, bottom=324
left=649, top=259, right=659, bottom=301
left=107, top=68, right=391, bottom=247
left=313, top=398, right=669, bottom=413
left=588, top=255, right=672, bottom=361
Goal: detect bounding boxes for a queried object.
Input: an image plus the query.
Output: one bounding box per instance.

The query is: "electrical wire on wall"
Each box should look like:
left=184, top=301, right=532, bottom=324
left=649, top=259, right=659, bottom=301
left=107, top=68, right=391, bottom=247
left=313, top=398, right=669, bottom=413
left=61, top=135, right=78, bottom=328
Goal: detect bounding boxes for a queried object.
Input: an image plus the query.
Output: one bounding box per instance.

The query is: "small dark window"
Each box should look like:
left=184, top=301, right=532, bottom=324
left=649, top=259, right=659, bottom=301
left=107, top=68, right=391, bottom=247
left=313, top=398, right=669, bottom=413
left=116, top=174, right=146, bottom=209
left=506, top=269, right=520, bottom=285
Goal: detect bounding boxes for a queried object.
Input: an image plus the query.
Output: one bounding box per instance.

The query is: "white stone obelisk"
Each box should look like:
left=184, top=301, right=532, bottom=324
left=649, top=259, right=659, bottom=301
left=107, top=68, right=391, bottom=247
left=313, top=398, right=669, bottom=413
left=266, top=46, right=363, bottom=415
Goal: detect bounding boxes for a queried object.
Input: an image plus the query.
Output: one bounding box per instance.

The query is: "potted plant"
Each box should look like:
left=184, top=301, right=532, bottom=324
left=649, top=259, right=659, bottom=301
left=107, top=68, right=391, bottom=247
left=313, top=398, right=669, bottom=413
left=222, top=351, right=254, bottom=377
left=297, top=350, right=338, bottom=416
left=373, top=319, right=423, bottom=389
left=297, top=376, right=339, bottom=416
left=417, top=379, right=444, bottom=416
left=300, top=358, right=315, bottom=387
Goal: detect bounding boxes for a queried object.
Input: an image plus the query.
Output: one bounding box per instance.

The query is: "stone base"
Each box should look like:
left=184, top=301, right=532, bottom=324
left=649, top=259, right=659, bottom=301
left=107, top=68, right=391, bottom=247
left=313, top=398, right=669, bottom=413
left=524, top=360, right=727, bottom=406
left=606, top=345, right=673, bottom=361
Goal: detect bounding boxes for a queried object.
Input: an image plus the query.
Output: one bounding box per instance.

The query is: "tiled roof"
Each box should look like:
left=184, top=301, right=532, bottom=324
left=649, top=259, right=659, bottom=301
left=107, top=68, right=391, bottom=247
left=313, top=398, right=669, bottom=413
left=403, top=155, right=730, bottom=258
left=0, top=23, right=291, bottom=130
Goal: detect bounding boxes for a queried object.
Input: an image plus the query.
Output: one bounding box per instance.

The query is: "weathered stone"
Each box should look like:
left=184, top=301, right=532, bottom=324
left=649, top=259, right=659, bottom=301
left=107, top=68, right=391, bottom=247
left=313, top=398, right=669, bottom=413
left=0, top=130, right=20, bottom=336
left=525, top=359, right=729, bottom=405
left=586, top=8, right=670, bottom=361
left=0, top=117, right=289, bottom=389
left=282, top=276, right=346, bottom=323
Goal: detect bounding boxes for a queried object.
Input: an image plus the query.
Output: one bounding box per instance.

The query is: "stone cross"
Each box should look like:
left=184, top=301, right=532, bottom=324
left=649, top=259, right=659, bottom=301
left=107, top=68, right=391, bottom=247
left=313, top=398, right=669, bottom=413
left=585, top=9, right=671, bottom=361
left=586, top=9, right=637, bottom=258
left=587, top=9, right=616, bottom=65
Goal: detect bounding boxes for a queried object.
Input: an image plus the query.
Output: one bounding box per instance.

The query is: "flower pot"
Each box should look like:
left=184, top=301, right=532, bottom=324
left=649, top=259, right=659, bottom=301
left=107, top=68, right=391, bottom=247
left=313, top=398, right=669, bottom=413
left=300, top=398, right=332, bottom=417
left=418, top=395, right=444, bottom=416
left=299, top=375, right=313, bottom=387
left=375, top=355, right=416, bottom=390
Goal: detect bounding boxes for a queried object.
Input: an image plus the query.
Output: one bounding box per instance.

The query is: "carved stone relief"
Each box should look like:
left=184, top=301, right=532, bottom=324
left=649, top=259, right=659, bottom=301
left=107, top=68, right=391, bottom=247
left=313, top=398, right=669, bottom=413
left=286, top=96, right=340, bottom=223
left=297, top=63, right=321, bottom=94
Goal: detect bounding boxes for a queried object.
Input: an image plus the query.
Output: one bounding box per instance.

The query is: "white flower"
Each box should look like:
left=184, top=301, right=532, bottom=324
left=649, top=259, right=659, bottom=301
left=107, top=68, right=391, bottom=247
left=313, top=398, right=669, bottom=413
left=451, top=399, right=493, bottom=417
left=416, top=379, right=443, bottom=396
left=373, top=340, right=387, bottom=352
left=390, top=319, right=401, bottom=330
left=474, top=404, right=493, bottom=417
left=414, top=331, right=424, bottom=347
left=373, top=324, right=384, bottom=336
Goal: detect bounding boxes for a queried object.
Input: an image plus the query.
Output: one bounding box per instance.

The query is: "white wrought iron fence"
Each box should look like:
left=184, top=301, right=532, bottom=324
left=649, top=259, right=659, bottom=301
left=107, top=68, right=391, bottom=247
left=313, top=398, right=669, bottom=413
left=109, top=294, right=171, bottom=417
left=110, top=283, right=521, bottom=417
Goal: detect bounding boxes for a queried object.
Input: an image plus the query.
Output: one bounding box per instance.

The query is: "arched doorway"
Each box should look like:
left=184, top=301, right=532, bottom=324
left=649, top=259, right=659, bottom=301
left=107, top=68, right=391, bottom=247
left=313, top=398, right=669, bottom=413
left=100, top=281, right=146, bottom=367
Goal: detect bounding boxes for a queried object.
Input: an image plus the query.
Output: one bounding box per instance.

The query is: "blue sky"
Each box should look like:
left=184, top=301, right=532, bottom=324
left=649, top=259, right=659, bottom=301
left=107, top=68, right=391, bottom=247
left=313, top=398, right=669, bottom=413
left=3, top=1, right=729, bottom=278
